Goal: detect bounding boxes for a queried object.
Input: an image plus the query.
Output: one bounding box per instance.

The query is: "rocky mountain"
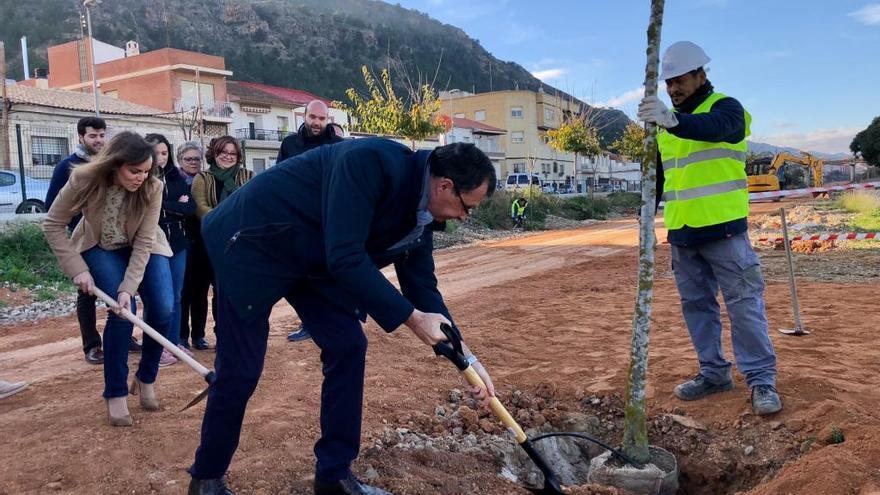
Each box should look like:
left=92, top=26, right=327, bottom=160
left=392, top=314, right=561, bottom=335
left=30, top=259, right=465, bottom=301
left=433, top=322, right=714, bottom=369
left=0, top=0, right=629, bottom=143
left=748, top=141, right=851, bottom=160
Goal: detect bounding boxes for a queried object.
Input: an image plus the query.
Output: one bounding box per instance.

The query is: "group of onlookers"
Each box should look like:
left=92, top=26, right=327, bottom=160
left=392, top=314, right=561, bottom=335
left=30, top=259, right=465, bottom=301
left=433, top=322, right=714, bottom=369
left=19, top=98, right=344, bottom=424
left=35, top=115, right=261, bottom=424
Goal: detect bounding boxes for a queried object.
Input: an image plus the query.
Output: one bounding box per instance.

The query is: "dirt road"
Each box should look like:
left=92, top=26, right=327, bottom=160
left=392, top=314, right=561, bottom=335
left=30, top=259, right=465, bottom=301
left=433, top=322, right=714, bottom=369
left=2, top=206, right=878, bottom=494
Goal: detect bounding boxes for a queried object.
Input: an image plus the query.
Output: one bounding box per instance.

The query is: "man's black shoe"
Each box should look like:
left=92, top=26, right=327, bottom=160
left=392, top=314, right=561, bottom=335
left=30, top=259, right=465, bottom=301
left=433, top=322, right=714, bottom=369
left=129, top=337, right=143, bottom=353
left=84, top=347, right=104, bottom=365
left=188, top=477, right=234, bottom=495
left=194, top=338, right=211, bottom=350
left=314, top=474, right=392, bottom=495
left=673, top=373, right=733, bottom=401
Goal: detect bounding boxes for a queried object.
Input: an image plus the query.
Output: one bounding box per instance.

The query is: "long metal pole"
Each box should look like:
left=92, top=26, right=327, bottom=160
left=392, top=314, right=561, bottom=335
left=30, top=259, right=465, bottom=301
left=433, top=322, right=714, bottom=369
left=1, top=42, right=10, bottom=169
left=778, top=207, right=809, bottom=335
left=85, top=4, right=100, bottom=117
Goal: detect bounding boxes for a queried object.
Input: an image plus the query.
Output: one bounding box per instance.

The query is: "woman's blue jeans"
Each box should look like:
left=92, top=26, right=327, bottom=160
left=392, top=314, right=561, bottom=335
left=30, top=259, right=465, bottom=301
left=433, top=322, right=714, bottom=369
left=81, top=246, right=173, bottom=399
left=166, top=248, right=188, bottom=346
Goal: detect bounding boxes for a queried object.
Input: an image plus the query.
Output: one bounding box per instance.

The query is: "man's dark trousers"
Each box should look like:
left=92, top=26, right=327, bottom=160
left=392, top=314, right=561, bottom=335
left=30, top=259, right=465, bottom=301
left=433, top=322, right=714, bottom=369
left=77, top=290, right=101, bottom=353
left=190, top=286, right=367, bottom=482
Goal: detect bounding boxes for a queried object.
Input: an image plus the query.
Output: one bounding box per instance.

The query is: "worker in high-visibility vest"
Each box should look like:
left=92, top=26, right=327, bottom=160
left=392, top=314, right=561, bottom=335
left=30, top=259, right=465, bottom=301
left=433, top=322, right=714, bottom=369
left=511, top=197, right=528, bottom=228
left=638, top=41, right=781, bottom=416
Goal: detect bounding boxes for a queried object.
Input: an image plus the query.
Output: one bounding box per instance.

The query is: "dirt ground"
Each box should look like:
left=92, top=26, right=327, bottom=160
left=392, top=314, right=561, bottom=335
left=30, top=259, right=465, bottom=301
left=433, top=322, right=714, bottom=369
left=2, top=198, right=880, bottom=495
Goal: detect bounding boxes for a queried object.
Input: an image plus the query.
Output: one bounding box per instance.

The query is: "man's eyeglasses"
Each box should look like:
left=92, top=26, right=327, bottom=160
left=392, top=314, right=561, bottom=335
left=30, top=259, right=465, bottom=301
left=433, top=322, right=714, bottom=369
left=452, top=184, right=476, bottom=216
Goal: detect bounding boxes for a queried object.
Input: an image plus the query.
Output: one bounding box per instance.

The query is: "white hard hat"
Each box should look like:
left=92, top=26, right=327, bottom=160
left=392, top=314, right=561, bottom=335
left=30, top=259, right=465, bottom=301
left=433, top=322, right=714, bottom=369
left=661, top=41, right=711, bottom=80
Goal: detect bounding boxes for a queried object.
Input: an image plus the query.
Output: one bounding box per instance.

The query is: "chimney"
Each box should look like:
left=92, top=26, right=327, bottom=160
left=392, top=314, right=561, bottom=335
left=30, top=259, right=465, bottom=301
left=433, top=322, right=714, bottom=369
left=125, top=40, right=140, bottom=57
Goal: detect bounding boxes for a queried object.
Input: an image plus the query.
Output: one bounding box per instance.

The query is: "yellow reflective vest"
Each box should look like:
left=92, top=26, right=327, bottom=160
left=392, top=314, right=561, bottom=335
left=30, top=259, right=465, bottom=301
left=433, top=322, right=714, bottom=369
left=657, top=92, right=751, bottom=230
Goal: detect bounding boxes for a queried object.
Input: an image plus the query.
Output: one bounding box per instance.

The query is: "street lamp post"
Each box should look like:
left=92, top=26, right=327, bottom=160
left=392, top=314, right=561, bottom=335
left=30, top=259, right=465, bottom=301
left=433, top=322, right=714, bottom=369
left=83, top=0, right=101, bottom=117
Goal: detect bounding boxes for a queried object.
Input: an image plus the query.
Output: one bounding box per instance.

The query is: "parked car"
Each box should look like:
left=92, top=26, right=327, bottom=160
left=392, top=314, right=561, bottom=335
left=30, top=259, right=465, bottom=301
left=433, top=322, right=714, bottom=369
left=0, top=171, right=50, bottom=214
left=504, top=173, right=543, bottom=191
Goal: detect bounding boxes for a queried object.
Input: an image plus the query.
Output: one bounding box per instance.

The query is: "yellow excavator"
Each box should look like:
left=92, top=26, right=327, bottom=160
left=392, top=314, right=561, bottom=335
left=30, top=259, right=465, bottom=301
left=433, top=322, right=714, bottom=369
left=746, top=151, right=824, bottom=193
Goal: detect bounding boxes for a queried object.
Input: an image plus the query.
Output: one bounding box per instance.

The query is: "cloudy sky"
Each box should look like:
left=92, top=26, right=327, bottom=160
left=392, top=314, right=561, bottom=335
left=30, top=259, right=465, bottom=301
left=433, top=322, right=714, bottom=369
left=387, top=0, right=880, bottom=154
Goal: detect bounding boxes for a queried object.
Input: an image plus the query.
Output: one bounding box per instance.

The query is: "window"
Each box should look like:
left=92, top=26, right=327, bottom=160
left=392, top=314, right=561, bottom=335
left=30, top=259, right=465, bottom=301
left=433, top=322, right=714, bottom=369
left=553, top=162, right=558, bottom=173
left=544, top=107, right=556, bottom=122
left=277, top=116, right=289, bottom=133
left=512, top=163, right=525, bottom=173
left=31, top=136, right=69, bottom=167
left=511, top=131, right=524, bottom=144
left=454, top=112, right=465, bottom=118
left=474, top=110, right=486, bottom=121
left=0, top=171, right=15, bottom=187
left=252, top=158, right=266, bottom=174
left=510, top=106, right=523, bottom=118
left=180, top=81, right=215, bottom=107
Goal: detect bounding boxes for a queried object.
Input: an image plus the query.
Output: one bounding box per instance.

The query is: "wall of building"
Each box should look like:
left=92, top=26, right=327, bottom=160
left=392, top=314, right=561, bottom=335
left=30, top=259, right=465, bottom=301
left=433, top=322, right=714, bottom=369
left=441, top=91, right=577, bottom=187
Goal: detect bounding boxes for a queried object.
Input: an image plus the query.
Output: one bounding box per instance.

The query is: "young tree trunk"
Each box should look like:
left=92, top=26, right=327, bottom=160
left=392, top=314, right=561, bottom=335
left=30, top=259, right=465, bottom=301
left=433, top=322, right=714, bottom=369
left=621, top=0, right=665, bottom=465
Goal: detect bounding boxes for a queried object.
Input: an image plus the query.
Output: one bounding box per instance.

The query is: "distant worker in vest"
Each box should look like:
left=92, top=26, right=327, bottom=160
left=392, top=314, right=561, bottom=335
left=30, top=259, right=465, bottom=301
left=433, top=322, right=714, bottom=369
left=637, top=41, right=781, bottom=415
left=277, top=99, right=344, bottom=344
left=511, top=197, right=528, bottom=229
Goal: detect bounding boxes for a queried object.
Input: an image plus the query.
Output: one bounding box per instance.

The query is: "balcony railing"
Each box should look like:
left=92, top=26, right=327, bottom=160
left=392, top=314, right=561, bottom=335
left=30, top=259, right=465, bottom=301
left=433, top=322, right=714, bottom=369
left=173, top=99, right=233, bottom=119
left=234, top=128, right=293, bottom=142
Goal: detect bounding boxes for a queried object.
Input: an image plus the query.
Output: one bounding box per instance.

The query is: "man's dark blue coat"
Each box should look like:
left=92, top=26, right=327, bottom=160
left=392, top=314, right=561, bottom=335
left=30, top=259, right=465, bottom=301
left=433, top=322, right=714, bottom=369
left=202, top=138, right=457, bottom=334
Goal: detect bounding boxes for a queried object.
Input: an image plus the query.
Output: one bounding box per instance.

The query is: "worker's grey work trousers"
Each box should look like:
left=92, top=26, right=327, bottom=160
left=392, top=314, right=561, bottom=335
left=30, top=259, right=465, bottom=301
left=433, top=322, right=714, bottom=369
left=671, top=232, right=777, bottom=388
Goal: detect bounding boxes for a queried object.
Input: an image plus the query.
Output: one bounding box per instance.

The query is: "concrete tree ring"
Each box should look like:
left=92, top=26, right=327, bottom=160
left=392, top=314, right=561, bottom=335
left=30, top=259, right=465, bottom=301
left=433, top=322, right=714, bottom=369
left=587, top=445, right=678, bottom=495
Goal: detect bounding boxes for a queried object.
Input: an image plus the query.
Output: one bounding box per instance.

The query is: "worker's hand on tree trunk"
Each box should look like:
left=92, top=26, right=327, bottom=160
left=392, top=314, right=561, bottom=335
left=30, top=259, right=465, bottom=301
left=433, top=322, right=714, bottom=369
left=404, top=309, right=450, bottom=346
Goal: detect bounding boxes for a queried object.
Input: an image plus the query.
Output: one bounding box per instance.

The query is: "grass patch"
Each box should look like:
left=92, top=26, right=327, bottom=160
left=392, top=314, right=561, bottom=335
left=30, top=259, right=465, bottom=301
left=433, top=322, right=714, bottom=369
left=852, top=210, right=880, bottom=231
left=836, top=191, right=880, bottom=214
left=0, top=223, right=72, bottom=291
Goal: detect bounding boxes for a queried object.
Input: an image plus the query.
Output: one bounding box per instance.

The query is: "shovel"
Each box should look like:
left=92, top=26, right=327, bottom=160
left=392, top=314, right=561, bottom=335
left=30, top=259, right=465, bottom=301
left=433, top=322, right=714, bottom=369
left=432, top=323, right=565, bottom=494
left=92, top=287, right=216, bottom=410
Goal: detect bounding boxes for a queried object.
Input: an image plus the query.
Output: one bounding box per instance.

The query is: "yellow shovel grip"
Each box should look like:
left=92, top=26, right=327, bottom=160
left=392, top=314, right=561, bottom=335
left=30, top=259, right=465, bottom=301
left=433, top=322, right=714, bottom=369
left=462, top=366, right=527, bottom=443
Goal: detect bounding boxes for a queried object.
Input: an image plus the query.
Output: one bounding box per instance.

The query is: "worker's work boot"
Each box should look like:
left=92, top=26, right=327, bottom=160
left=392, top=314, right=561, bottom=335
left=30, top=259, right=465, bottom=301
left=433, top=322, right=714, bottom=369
left=751, top=384, right=783, bottom=415
left=314, top=473, right=392, bottom=495
left=188, top=477, right=234, bottom=495
left=674, top=373, right=734, bottom=401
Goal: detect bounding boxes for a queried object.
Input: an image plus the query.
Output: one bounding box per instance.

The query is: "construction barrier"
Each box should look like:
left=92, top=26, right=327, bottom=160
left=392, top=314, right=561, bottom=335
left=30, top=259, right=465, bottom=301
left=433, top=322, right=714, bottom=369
left=748, top=181, right=880, bottom=201
left=756, top=232, right=879, bottom=243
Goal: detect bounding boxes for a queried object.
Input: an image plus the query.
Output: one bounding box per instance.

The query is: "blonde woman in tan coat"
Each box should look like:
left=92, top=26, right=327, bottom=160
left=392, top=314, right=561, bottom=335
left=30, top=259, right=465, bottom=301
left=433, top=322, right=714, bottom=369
left=43, top=132, right=174, bottom=427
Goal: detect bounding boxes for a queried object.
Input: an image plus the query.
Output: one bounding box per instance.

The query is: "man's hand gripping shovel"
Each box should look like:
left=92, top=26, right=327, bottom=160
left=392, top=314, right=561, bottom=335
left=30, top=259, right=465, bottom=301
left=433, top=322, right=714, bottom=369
left=432, top=323, right=565, bottom=494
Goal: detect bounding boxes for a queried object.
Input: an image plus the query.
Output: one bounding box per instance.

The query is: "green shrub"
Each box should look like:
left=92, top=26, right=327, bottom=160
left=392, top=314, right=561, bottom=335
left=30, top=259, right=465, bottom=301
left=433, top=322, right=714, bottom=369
left=827, top=426, right=845, bottom=444
left=559, top=195, right=610, bottom=220
left=0, top=223, right=71, bottom=290
left=607, top=191, right=642, bottom=211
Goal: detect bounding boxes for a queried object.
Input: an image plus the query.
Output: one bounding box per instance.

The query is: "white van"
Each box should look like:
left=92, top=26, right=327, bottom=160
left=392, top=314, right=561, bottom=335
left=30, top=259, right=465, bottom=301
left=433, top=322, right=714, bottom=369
left=504, top=173, right=542, bottom=191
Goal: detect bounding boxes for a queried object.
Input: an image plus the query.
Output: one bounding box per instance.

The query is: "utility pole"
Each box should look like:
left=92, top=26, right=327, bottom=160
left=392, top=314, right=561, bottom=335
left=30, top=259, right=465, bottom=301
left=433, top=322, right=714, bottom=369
left=1, top=41, right=10, bottom=169
left=195, top=67, right=204, bottom=147
left=84, top=0, right=101, bottom=117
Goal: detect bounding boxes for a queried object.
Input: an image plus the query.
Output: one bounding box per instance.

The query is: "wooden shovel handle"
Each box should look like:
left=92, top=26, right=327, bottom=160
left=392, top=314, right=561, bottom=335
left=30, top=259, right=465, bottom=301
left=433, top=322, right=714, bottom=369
left=91, top=287, right=211, bottom=377
left=462, top=366, right=527, bottom=443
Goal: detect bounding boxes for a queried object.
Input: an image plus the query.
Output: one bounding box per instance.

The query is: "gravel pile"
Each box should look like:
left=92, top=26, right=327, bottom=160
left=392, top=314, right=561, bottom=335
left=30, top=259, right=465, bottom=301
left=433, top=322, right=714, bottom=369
left=0, top=292, right=77, bottom=325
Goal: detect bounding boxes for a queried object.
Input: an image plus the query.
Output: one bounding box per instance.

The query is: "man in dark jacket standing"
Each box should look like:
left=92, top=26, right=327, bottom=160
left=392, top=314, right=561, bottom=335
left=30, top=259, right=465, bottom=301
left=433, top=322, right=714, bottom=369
left=44, top=117, right=116, bottom=364
left=188, top=139, right=497, bottom=495
left=277, top=99, right=344, bottom=343
left=276, top=99, right=343, bottom=162
left=638, top=41, right=781, bottom=416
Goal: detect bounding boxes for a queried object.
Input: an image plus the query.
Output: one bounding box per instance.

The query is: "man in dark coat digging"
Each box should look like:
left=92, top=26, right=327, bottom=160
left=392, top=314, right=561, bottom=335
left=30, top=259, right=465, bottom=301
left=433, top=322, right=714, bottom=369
left=188, top=138, right=497, bottom=495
